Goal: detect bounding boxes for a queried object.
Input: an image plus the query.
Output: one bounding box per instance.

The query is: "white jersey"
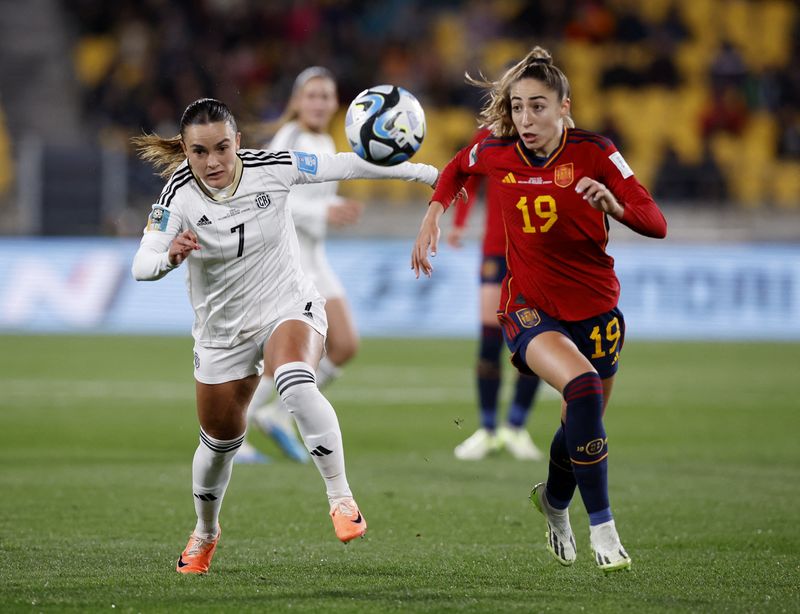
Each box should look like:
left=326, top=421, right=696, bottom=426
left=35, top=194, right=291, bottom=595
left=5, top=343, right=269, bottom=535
left=132, top=149, right=437, bottom=348
left=268, top=122, right=340, bottom=242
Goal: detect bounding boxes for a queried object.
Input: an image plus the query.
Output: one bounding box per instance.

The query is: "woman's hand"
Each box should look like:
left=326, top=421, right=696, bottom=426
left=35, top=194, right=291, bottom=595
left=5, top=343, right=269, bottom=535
left=575, top=177, right=623, bottom=219
left=168, top=229, right=200, bottom=266
left=327, top=199, right=363, bottom=227
left=411, top=202, right=445, bottom=278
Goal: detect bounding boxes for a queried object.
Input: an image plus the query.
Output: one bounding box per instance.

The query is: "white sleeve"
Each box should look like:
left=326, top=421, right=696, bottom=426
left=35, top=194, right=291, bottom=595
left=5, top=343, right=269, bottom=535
left=288, top=151, right=438, bottom=187
left=131, top=204, right=183, bottom=281
left=287, top=188, right=337, bottom=239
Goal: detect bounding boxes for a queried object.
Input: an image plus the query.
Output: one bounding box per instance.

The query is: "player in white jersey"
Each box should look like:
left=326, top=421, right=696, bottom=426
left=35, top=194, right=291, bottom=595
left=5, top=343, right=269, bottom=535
left=131, top=98, right=438, bottom=575
left=238, top=67, right=364, bottom=464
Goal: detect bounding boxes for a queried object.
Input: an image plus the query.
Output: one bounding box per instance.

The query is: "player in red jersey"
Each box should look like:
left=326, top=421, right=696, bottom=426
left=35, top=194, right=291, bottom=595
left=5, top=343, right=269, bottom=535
left=412, top=47, right=666, bottom=572
left=448, top=127, right=544, bottom=462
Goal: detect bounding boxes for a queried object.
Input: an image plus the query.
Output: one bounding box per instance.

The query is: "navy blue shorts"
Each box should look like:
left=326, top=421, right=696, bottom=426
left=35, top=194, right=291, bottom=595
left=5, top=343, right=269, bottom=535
left=498, top=305, right=625, bottom=380
left=480, top=255, right=507, bottom=284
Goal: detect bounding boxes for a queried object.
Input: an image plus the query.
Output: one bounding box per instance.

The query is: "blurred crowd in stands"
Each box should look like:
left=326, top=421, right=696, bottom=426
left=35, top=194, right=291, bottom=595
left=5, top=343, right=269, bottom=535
left=2, top=0, right=799, bottom=214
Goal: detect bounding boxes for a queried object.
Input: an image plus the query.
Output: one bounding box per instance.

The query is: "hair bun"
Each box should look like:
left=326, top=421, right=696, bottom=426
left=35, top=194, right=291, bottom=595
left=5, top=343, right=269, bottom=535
left=530, top=57, right=551, bottom=65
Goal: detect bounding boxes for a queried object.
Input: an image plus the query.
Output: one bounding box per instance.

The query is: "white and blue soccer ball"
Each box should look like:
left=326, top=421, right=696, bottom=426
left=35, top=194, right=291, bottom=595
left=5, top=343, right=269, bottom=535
left=345, top=85, right=426, bottom=166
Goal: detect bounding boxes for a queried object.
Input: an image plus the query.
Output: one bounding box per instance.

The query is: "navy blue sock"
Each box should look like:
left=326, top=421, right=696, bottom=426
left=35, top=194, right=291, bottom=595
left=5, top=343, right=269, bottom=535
left=563, top=372, right=613, bottom=526
left=477, top=325, right=503, bottom=430
left=507, top=373, right=541, bottom=427
left=545, top=423, right=576, bottom=510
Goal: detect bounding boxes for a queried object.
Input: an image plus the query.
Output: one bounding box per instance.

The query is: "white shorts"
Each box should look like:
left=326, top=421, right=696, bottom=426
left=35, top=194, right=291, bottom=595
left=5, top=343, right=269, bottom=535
left=193, top=298, right=328, bottom=384
left=298, top=235, right=345, bottom=300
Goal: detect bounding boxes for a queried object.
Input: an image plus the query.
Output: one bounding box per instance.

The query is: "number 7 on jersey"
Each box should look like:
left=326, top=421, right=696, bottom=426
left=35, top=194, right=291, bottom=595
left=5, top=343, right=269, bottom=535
left=231, top=223, right=244, bottom=257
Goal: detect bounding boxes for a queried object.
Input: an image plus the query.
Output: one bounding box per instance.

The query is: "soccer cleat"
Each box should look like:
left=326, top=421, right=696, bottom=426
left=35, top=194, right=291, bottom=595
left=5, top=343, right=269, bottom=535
left=498, top=426, right=544, bottom=461
left=176, top=526, right=220, bottom=574
left=590, top=519, right=632, bottom=572
left=530, top=482, right=577, bottom=566
left=329, top=497, right=367, bottom=543
left=454, top=428, right=501, bottom=460
left=233, top=440, right=271, bottom=464
left=254, top=403, right=309, bottom=463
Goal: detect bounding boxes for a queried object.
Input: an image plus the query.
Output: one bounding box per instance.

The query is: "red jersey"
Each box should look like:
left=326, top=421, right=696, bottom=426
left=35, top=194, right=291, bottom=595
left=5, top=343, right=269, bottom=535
left=433, top=128, right=667, bottom=321
left=453, top=129, right=506, bottom=256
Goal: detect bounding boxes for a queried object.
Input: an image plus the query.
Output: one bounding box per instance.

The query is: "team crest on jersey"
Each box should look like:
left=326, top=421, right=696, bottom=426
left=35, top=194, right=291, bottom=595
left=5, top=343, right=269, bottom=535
left=146, top=205, right=170, bottom=232
left=554, top=163, right=574, bottom=188
left=515, top=307, right=541, bottom=328
left=294, top=151, right=318, bottom=174
left=255, top=193, right=271, bottom=209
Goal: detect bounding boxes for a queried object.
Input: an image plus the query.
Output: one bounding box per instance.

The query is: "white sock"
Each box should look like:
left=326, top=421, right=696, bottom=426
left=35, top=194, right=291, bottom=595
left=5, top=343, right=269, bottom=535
left=192, top=429, right=244, bottom=539
left=245, top=376, right=274, bottom=423
left=274, top=361, right=352, bottom=502
left=316, top=356, right=342, bottom=389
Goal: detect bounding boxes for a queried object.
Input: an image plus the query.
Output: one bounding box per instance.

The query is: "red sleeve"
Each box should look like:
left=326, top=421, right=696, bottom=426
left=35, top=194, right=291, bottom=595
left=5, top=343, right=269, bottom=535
left=597, top=145, right=667, bottom=239
left=452, top=175, right=483, bottom=229
left=431, top=143, right=486, bottom=212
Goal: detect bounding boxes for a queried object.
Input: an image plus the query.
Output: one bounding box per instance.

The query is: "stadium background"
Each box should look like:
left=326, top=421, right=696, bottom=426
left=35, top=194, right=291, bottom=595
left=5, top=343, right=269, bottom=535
left=1, top=1, right=799, bottom=612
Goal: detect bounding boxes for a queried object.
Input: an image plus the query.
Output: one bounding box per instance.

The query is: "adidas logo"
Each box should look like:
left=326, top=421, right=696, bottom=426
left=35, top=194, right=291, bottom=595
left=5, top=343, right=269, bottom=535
left=197, top=215, right=212, bottom=226
left=502, top=172, right=516, bottom=184
left=302, top=301, right=313, bottom=320
left=310, top=445, right=333, bottom=457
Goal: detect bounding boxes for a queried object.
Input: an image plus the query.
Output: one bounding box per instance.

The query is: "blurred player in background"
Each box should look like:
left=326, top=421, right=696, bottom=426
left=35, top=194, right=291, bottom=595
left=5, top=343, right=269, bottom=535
left=412, top=47, right=667, bottom=572
left=131, top=97, right=439, bottom=574
left=447, top=127, right=543, bottom=462
left=237, top=67, right=364, bottom=465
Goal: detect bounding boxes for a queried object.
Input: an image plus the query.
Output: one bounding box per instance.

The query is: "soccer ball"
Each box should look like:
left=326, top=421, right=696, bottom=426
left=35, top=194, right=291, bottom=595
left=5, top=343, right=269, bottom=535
left=345, top=85, right=426, bottom=166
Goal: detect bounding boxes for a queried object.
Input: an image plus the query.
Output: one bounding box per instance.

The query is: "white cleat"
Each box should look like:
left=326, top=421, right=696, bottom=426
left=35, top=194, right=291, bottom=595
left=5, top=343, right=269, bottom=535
left=590, top=519, right=632, bottom=572
left=498, top=426, right=544, bottom=461
left=530, top=482, right=577, bottom=566
left=454, top=428, right=501, bottom=460
left=234, top=440, right=271, bottom=464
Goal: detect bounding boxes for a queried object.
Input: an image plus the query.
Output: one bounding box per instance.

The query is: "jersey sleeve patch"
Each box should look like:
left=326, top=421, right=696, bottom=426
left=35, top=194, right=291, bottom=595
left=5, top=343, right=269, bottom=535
left=468, top=144, right=479, bottom=167
left=294, top=151, right=319, bottom=175
left=146, top=205, right=170, bottom=232
left=608, top=151, right=634, bottom=179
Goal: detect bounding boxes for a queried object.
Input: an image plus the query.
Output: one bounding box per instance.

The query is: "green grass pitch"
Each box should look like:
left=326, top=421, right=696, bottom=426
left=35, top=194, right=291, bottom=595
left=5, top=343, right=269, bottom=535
left=1, top=335, right=798, bottom=613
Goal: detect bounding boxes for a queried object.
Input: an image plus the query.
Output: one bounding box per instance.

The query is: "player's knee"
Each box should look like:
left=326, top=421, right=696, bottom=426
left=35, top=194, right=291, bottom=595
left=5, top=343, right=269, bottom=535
left=327, top=336, right=359, bottom=365
left=477, top=358, right=501, bottom=379
left=274, top=361, right=318, bottom=413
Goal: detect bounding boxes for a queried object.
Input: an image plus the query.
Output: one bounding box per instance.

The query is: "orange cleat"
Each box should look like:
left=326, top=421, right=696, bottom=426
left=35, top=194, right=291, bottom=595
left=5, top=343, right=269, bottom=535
left=176, top=526, right=220, bottom=574
left=329, top=498, right=367, bottom=543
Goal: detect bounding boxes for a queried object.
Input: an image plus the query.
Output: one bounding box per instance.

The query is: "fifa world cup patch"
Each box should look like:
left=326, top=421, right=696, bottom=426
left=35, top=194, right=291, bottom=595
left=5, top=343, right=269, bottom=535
left=294, top=151, right=318, bottom=174
left=468, top=143, right=479, bottom=167
left=146, top=205, right=170, bottom=232
left=609, top=152, right=634, bottom=179
left=514, top=307, right=541, bottom=328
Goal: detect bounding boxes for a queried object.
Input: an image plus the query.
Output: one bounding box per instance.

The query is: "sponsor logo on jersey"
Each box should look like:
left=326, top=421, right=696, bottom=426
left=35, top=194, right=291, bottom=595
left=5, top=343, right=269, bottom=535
left=515, top=307, right=541, bottom=328
left=146, top=206, right=170, bottom=232
left=502, top=172, right=516, bottom=183
left=294, top=151, right=318, bottom=174
left=196, top=215, right=212, bottom=226
left=554, top=163, right=574, bottom=188
left=608, top=151, right=634, bottom=179
left=255, top=193, right=271, bottom=208
left=302, top=301, right=314, bottom=320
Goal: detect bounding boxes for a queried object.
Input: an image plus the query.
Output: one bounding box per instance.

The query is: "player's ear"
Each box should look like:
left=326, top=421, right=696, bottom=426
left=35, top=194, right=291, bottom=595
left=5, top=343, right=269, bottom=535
left=560, top=97, right=571, bottom=120
left=235, top=132, right=242, bottom=149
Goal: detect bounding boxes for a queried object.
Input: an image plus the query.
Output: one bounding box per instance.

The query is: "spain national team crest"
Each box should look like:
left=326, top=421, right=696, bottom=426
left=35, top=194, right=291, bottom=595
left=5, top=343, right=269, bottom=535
left=515, top=307, right=541, bottom=328
left=554, top=163, right=574, bottom=188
